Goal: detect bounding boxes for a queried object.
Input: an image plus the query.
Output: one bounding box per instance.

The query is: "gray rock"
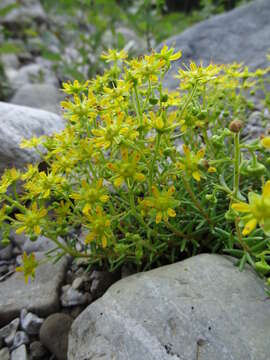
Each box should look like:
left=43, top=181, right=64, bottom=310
left=20, top=309, right=43, bottom=335
left=0, top=318, right=19, bottom=347
left=0, top=245, right=13, bottom=261
left=0, top=102, right=65, bottom=175
left=0, top=347, right=10, bottom=360
left=0, top=54, right=19, bottom=70
left=0, top=252, right=67, bottom=327
left=10, top=345, right=28, bottom=360
left=71, top=277, right=85, bottom=291
left=7, top=64, right=58, bottom=91
left=22, top=236, right=56, bottom=255
left=40, top=313, right=73, bottom=360
left=29, top=341, right=48, bottom=360
left=0, top=264, right=9, bottom=276
left=89, top=269, right=120, bottom=299
left=12, top=331, right=29, bottom=349
left=242, top=111, right=265, bottom=141
left=103, top=26, right=148, bottom=55
left=0, top=0, right=47, bottom=26
left=60, top=285, right=91, bottom=307
left=68, top=254, right=270, bottom=360
left=11, top=84, right=62, bottom=114
left=157, top=0, right=270, bottom=90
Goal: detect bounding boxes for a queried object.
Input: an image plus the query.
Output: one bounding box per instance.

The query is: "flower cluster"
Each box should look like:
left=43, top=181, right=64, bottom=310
left=0, top=47, right=270, bottom=286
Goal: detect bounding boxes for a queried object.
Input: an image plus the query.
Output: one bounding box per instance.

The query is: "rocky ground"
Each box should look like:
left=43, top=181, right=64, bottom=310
left=0, top=0, right=270, bottom=359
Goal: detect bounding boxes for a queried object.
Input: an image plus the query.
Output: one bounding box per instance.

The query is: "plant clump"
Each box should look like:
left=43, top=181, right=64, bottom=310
left=1, top=46, right=270, bottom=289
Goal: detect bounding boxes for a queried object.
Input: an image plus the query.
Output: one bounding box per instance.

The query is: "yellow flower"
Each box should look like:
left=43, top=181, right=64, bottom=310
left=92, top=112, right=138, bottom=149
left=15, top=203, right=47, bottom=236
left=0, top=168, right=21, bottom=194
left=20, top=136, right=44, bottom=149
left=156, top=45, right=182, bottom=66
left=261, top=137, right=270, bottom=149
left=101, top=49, right=128, bottom=63
left=23, top=171, right=65, bottom=199
left=83, top=206, right=112, bottom=248
left=62, top=80, right=89, bottom=95
left=70, top=178, right=109, bottom=213
left=140, top=186, right=179, bottom=224
left=177, top=145, right=205, bottom=181
left=232, top=180, right=270, bottom=236
left=16, top=252, right=38, bottom=283
left=107, top=149, right=145, bottom=187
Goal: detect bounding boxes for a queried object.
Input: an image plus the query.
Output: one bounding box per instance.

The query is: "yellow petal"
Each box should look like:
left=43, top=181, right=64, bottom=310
left=100, top=195, right=109, bottom=203
left=151, top=186, right=159, bottom=197
left=102, top=235, right=107, bottom=248
left=84, top=232, right=95, bottom=244
left=242, top=218, right=257, bottom=236
left=197, top=148, right=205, bottom=159
left=263, top=181, right=270, bottom=198
left=261, top=137, right=270, bottom=149
left=231, top=203, right=250, bottom=212
left=208, top=167, right=217, bottom=173
left=83, top=204, right=91, bottom=215
left=168, top=186, right=175, bottom=195
left=156, top=212, right=162, bottom=224
left=114, top=177, right=124, bottom=187
left=183, top=145, right=190, bottom=156
left=34, top=225, right=41, bottom=235
left=135, top=173, right=145, bottom=182
left=16, top=226, right=26, bottom=234
left=167, top=208, right=176, bottom=217
left=192, top=171, right=201, bottom=182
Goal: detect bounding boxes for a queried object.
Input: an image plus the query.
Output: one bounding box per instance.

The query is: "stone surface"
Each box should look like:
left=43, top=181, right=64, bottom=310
left=40, top=313, right=73, bottom=360
left=69, top=254, right=270, bottom=360
left=0, top=318, right=20, bottom=347
left=29, top=341, right=48, bottom=360
left=11, top=84, right=62, bottom=114
left=7, top=63, right=58, bottom=92
left=0, top=347, right=10, bottom=360
left=0, top=245, right=13, bottom=261
left=0, top=0, right=47, bottom=26
left=157, top=0, right=270, bottom=90
left=12, top=331, right=29, bottom=349
left=0, top=102, right=65, bottom=174
left=22, top=235, right=56, bottom=255
left=0, top=253, right=67, bottom=327
left=10, top=345, right=28, bottom=360
left=20, top=309, right=43, bottom=335
left=60, top=285, right=91, bottom=307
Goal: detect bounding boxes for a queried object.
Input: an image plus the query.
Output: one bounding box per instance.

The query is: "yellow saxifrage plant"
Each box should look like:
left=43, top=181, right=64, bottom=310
left=1, top=46, right=270, bottom=287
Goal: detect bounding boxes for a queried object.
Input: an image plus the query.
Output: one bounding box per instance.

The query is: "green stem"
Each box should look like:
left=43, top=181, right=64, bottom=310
left=233, top=132, right=242, bottom=200
left=182, top=178, right=212, bottom=226
left=149, top=133, right=161, bottom=191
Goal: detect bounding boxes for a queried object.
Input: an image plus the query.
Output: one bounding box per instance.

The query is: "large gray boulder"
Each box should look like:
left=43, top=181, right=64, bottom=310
left=0, top=102, right=65, bottom=174
left=0, top=252, right=67, bottom=327
left=7, top=63, right=58, bottom=91
left=158, top=0, right=270, bottom=90
left=11, top=84, right=62, bottom=114
left=68, top=254, right=270, bottom=360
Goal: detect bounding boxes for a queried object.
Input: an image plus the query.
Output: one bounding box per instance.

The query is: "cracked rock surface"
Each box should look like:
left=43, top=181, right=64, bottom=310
left=68, top=254, right=270, bottom=360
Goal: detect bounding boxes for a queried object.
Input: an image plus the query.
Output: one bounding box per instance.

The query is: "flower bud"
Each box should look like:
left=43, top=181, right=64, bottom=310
left=229, top=120, right=244, bottom=133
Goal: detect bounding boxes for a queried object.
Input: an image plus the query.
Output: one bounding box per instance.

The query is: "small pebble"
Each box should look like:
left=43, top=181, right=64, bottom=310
left=71, top=277, right=84, bottom=290
left=20, top=309, right=43, bottom=335
left=0, top=318, right=20, bottom=347
left=11, top=345, right=28, bottom=360
left=0, top=347, right=10, bottom=360
left=60, top=286, right=91, bottom=307
left=29, top=341, right=49, bottom=360
left=12, top=331, right=29, bottom=350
